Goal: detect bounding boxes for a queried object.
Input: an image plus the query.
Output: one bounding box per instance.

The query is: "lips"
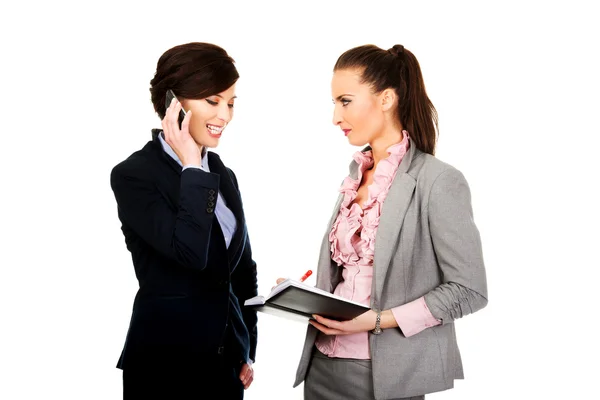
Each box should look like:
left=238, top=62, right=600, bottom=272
left=207, top=124, right=224, bottom=138
left=342, top=129, right=351, bottom=136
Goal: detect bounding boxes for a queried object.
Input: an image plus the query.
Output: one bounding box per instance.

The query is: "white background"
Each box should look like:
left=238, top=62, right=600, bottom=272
left=1, top=1, right=599, bottom=399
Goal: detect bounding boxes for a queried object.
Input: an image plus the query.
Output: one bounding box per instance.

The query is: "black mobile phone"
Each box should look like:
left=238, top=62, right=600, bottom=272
left=165, top=89, right=187, bottom=129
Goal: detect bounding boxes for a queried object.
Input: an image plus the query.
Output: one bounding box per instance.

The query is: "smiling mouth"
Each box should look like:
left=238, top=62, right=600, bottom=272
left=343, top=129, right=351, bottom=136
left=207, top=124, right=224, bottom=137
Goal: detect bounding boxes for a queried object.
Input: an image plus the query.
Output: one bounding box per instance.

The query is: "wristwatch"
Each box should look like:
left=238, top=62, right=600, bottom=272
left=371, top=311, right=383, bottom=335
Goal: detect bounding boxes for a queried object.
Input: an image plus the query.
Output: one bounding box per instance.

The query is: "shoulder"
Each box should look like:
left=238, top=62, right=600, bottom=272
left=110, top=141, right=156, bottom=187
left=409, top=152, right=469, bottom=194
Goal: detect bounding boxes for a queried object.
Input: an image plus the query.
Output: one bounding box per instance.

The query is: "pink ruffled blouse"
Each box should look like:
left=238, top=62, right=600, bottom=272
left=315, top=132, right=440, bottom=359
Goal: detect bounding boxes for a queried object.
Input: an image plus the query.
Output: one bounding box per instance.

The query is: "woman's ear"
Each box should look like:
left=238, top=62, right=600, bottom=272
left=380, top=88, right=396, bottom=112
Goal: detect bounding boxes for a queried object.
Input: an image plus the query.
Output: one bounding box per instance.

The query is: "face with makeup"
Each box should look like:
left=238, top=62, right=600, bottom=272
left=180, top=84, right=237, bottom=149
left=331, top=69, right=396, bottom=147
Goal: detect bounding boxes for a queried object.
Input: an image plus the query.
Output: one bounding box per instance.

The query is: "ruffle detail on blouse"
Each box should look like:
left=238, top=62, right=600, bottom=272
left=329, top=131, right=410, bottom=267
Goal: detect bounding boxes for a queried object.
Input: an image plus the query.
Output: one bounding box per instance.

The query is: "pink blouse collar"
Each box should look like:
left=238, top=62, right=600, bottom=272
left=340, top=130, right=411, bottom=207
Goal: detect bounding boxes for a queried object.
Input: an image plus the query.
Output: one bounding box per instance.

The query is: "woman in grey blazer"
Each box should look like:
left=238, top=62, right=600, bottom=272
left=291, top=44, right=488, bottom=400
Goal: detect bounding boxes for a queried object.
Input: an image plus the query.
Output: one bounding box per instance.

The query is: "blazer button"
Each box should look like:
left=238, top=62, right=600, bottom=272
left=208, top=189, right=216, bottom=195
left=207, top=207, right=214, bottom=213
left=208, top=196, right=215, bottom=201
left=208, top=201, right=215, bottom=207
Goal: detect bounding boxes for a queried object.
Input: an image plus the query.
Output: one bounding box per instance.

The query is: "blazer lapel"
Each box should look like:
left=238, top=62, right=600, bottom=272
left=147, top=131, right=183, bottom=209
left=151, top=129, right=184, bottom=175
left=317, top=143, right=420, bottom=300
left=207, top=153, right=246, bottom=267
left=315, top=162, right=358, bottom=293
left=315, top=192, right=344, bottom=293
left=372, top=144, right=419, bottom=304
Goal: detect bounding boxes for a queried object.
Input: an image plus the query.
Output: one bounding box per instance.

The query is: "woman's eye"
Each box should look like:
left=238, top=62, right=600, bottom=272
left=206, top=99, right=218, bottom=106
left=228, top=103, right=234, bottom=109
left=341, top=99, right=351, bottom=106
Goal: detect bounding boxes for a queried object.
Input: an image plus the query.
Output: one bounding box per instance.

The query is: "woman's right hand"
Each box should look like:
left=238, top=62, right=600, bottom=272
left=161, top=98, right=201, bottom=166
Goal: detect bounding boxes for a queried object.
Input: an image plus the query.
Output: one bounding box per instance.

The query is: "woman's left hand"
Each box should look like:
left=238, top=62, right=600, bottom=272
left=309, top=310, right=377, bottom=335
left=239, top=362, right=254, bottom=389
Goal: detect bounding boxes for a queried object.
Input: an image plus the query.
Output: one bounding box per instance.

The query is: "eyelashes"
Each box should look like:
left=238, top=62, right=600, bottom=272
left=206, top=99, right=235, bottom=109
left=332, top=98, right=352, bottom=106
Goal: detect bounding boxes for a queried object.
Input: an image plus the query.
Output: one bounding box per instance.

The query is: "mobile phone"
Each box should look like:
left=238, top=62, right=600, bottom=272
left=165, top=89, right=187, bottom=129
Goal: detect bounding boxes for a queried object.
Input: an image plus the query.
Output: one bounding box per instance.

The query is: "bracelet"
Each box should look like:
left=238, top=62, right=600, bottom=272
left=371, top=311, right=383, bottom=335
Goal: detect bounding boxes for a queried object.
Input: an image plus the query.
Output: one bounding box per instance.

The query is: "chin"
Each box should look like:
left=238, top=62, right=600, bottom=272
left=192, top=135, right=220, bottom=149
left=205, top=136, right=221, bottom=148
left=348, top=136, right=368, bottom=147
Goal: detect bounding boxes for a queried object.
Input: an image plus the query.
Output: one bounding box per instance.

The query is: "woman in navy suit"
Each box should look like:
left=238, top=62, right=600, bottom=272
left=110, top=42, right=257, bottom=400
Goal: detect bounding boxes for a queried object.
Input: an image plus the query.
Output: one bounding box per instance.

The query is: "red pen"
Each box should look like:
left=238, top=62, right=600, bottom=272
left=299, top=270, right=313, bottom=282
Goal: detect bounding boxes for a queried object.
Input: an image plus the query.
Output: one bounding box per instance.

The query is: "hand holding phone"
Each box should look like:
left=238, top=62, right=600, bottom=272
left=161, top=90, right=200, bottom=166
left=165, top=89, right=187, bottom=129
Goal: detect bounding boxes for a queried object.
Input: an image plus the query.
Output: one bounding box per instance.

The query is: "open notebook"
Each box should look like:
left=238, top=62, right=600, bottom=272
left=244, top=278, right=370, bottom=322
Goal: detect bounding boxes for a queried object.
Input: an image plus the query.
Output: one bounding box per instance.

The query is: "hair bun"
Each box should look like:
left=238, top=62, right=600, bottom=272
left=388, top=44, right=405, bottom=57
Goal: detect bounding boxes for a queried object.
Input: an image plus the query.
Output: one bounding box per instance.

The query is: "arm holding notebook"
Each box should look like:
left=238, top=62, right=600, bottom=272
left=273, top=279, right=402, bottom=334
left=272, top=276, right=393, bottom=334
left=271, top=278, right=437, bottom=336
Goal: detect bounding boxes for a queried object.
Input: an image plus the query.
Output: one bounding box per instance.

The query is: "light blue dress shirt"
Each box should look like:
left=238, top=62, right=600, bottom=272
left=158, top=133, right=237, bottom=248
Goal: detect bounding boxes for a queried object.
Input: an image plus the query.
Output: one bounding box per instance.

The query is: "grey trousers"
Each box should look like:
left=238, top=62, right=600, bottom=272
left=304, top=348, right=425, bottom=400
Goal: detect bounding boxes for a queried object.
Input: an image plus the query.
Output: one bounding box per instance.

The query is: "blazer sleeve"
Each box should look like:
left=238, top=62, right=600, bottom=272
left=227, top=168, right=259, bottom=363
left=110, top=162, right=220, bottom=271
left=423, top=167, right=488, bottom=324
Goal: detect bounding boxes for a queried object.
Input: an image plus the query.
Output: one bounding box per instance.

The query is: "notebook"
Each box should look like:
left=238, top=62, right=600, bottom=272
left=244, top=278, right=370, bottom=322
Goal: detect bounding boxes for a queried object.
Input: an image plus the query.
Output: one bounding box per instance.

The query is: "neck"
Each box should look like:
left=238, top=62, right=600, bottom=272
left=369, top=127, right=404, bottom=168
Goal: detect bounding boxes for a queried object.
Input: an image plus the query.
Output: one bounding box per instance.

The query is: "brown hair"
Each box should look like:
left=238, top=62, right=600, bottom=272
left=334, top=44, right=438, bottom=155
left=150, top=42, right=239, bottom=119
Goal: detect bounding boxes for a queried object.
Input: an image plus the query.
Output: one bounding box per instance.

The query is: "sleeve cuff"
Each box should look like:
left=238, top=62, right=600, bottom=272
left=391, top=296, right=441, bottom=338
left=182, top=164, right=205, bottom=171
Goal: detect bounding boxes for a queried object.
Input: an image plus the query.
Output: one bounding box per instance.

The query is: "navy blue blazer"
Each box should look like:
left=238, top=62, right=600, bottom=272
left=110, top=129, right=258, bottom=370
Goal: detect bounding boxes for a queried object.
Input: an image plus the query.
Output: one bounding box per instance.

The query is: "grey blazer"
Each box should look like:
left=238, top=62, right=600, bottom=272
left=293, top=143, right=488, bottom=399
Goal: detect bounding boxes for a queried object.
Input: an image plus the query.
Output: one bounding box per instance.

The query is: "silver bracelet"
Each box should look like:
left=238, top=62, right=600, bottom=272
left=371, top=311, right=383, bottom=335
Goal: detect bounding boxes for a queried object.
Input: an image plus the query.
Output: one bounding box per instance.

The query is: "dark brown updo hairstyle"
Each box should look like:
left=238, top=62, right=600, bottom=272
left=150, top=42, right=239, bottom=120
left=334, top=44, right=438, bottom=155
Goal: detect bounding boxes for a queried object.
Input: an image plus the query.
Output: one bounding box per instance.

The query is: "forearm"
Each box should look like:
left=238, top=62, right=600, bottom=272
left=111, top=166, right=219, bottom=270
left=380, top=309, right=399, bottom=329
left=424, top=282, right=488, bottom=324
left=374, top=298, right=440, bottom=332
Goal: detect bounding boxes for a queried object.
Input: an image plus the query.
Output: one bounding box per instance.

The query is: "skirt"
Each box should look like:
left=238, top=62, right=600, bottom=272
left=304, top=347, right=425, bottom=400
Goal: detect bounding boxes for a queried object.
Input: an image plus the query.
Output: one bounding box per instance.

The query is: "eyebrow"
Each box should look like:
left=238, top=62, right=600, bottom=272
left=334, top=94, right=354, bottom=101
left=214, top=94, right=237, bottom=101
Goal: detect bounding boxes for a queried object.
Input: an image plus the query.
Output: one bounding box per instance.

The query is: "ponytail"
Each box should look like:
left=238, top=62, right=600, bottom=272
left=335, top=44, right=438, bottom=155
